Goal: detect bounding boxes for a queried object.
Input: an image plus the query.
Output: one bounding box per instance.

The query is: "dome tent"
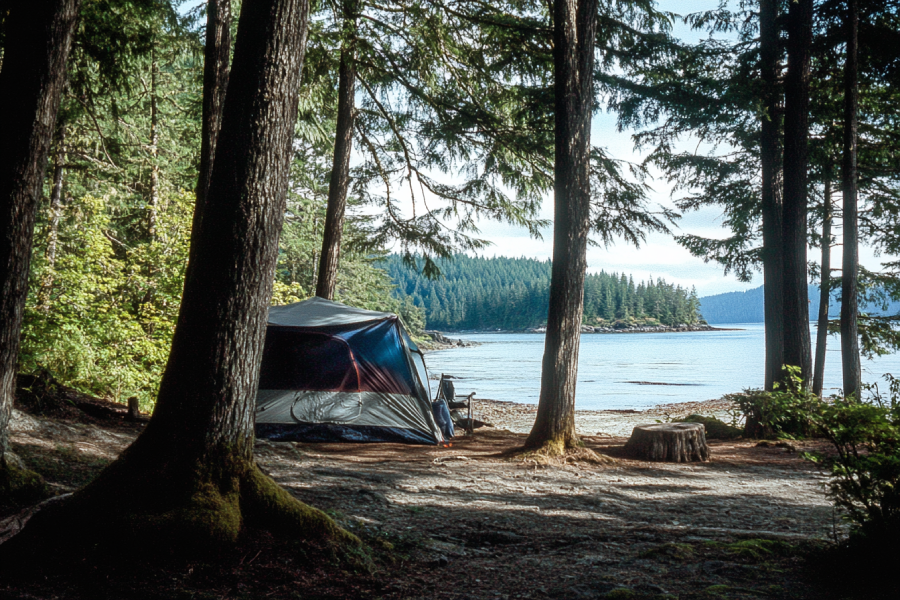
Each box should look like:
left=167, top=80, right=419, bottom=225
left=255, top=297, right=442, bottom=444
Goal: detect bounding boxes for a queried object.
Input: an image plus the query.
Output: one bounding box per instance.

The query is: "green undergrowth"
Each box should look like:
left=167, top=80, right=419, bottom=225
left=674, top=414, right=743, bottom=439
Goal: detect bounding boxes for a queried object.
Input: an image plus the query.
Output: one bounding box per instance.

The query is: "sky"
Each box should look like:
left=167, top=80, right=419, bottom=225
left=432, top=0, right=890, bottom=298
left=419, top=0, right=747, bottom=297
left=183, top=0, right=890, bottom=298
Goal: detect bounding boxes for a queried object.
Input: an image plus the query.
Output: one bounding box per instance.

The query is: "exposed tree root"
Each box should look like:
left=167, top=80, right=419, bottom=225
left=0, top=449, right=359, bottom=572
left=0, top=452, right=49, bottom=512
left=514, top=442, right=617, bottom=467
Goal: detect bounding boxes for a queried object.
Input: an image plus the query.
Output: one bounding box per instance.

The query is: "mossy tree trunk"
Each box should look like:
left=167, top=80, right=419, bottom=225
left=1, top=0, right=356, bottom=560
left=0, top=0, right=80, bottom=509
left=780, top=0, right=813, bottom=385
left=525, top=0, right=597, bottom=454
left=316, top=0, right=358, bottom=300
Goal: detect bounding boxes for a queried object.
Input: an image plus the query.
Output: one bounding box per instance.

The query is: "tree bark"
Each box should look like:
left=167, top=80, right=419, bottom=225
left=316, top=0, right=358, bottom=300
left=813, top=177, right=832, bottom=397
left=525, top=0, right=597, bottom=453
left=147, top=48, right=160, bottom=239
left=38, top=126, right=67, bottom=312
left=316, top=0, right=357, bottom=300
left=780, top=0, right=813, bottom=384
left=0, top=0, right=79, bottom=507
left=840, top=0, right=861, bottom=400
left=760, top=0, right=784, bottom=393
left=2, top=0, right=356, bottom=561
left=194, top=0, right=232, bottom=230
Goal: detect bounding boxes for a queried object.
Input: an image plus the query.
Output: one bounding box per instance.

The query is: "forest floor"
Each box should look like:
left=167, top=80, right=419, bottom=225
left=1, top=389, right=891, bottom=600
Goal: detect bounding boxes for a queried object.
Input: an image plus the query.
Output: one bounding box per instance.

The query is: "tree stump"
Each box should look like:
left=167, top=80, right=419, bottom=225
left=624, top=423, right=710, bottom=462
left=127, top=396, right=141, bottom=421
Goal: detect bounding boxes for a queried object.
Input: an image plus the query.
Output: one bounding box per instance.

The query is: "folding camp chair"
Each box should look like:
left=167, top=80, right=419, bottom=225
left=435, top=373, right=476, bottom=434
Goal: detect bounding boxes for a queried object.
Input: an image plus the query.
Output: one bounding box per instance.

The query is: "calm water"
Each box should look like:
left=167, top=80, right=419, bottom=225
left=424, top=323, right=900, bottom=410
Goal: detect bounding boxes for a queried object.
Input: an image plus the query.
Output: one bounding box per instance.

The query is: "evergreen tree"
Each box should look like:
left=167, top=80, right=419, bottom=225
left=4, top=0, right=358, bottom=560
left=839, top=0, right=861, bottom=398
left=383, top=254, right=703, bottom=330
left=0, top=0, right=81, bottom=509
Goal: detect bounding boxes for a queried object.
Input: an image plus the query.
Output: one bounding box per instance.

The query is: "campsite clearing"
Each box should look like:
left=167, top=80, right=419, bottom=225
left=2, top=395, right=849, bottom=599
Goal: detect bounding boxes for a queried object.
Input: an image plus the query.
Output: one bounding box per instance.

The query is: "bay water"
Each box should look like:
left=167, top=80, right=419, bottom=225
left=424, top=323, right=900, bottom=410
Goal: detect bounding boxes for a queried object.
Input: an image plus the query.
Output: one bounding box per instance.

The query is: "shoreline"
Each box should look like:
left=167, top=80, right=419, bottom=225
left=435, top=324, right=745, bottom=335
left=471, top=396, right=737, bottom=438
left=419, top=324, right=747, bottom=352
left=418, top=330, right=481, bottom=352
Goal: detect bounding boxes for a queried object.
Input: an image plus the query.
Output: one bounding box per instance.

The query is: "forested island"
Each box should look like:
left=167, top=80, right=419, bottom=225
left=384, top=254, right=704, bottom=331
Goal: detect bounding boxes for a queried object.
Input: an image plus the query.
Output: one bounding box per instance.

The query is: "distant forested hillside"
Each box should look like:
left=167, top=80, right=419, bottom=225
left=698, top=288, right=767, bottom=323
left=699, top=286, right=900, bottom=323
left=382, top=255, right=702, bottom=330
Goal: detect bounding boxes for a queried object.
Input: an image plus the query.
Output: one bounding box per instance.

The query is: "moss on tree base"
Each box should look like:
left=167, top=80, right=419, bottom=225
left=522, top=430, right=581, bottom=456
left=0, top=449, right=358, bottom=571
left=0, top=452, right=49, bottom=511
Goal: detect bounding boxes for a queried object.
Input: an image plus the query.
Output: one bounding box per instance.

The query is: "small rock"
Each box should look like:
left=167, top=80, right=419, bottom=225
left=357, top=489, right=388, bottom=503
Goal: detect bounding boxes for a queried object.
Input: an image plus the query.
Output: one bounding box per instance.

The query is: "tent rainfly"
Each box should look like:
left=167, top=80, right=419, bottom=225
left=255, top=297, right=443, bottom=444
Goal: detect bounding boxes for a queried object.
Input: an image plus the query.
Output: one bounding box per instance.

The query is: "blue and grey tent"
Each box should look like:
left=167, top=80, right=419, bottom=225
left=254, top=297, right=443, bottom=444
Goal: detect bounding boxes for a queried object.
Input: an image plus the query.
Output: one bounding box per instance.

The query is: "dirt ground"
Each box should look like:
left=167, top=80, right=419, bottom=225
left=2, top=390, right=875, bottom=600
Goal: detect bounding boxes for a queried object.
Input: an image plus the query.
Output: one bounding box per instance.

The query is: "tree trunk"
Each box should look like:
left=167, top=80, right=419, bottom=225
left=841, top=0, right=861, bottom=400
left=38, top=126, right=67, bottom=312
left=147, top=48, right=160, bottom=239
left=0, top=0, right=80, bottom=508
left=315, top=0, right=358, bottom=300
left=780, top=0, right=813, bottom=384
left=194, top=0, right=232, bottom=231
left=2, top=0, right=356, bottom=561
left=760, top=0, right=784, bottom=393
left=525, top=0, right=597, bottom=454
left=813, top=177, right=832, bottom=397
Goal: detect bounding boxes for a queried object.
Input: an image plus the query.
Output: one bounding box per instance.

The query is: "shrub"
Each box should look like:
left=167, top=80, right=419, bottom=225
left=806, top=375, right=900, bottom=545
left=674, top=414, right=742, bottom=439
left=728, top=367, right=818, bottom=439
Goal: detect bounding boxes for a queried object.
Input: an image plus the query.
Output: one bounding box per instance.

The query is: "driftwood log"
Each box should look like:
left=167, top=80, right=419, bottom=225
left=624, top=423, right=710, bottom=462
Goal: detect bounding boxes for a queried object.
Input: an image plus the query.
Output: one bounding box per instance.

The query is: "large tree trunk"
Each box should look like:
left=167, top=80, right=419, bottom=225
left=2, top=0, right=356, bottom=561
left=316, top=0, right=358, bottom=300
left=525, top=0, right=597, bottom=453
left=840, top=0, right=861, bottom=400
left=760, top=0, right=784, bottom=393
left=0, top=0, right=79, bottom=508
left=195, top=0, right=232, bottom=226
left=780, top=0, right=813, bottom=384
left=813, top=177, right=833, bottom=397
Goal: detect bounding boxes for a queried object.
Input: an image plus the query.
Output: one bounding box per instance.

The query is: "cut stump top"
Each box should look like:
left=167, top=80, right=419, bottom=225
left=624, top=422, right=710, bottom=463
